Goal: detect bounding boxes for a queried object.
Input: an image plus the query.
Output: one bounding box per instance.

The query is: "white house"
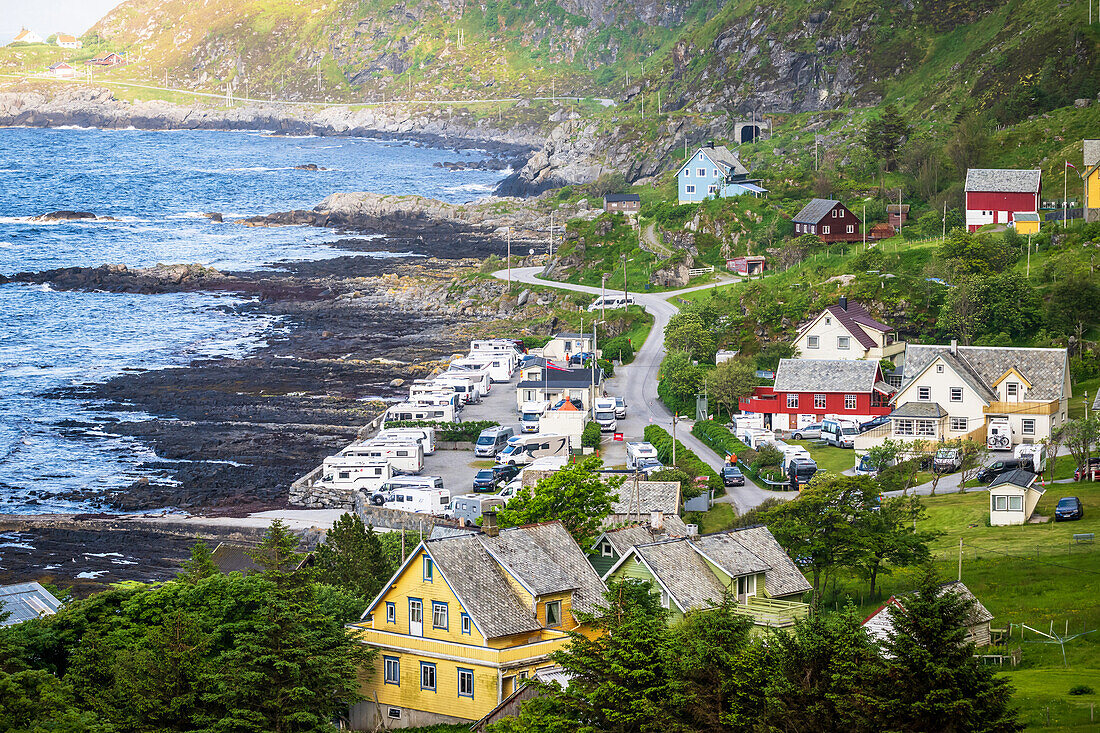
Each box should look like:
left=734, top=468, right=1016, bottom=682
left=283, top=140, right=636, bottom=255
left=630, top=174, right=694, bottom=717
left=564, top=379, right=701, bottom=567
left=11, top=28, right=44, bottom=44
left=988, top=469, right=1044, bottom=526
left=539, top=333, right=599, bottom=362
left=794, top=297, right=904, bottom=364
left=55, top=33, right=82, bottom=49
left=48, top=62, right=76, bottom=78
left=857, top=342, right=1070, bottom=451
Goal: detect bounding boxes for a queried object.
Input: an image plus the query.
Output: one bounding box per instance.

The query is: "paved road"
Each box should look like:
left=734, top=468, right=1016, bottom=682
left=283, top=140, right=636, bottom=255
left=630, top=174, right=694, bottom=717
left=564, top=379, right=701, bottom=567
left=494, top=267, right=791, bottom=513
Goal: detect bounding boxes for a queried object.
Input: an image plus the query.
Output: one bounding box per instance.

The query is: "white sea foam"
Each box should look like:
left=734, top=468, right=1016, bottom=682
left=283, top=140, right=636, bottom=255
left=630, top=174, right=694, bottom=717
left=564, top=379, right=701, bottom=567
left=77, top=570, right=108, bottom=579
left=85, top=552, right=124, bottom=558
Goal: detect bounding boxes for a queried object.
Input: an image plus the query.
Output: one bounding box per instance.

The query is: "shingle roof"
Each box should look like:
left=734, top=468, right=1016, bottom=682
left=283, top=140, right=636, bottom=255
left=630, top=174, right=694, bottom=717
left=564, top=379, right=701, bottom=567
left=604, top=194, right=640, bottom=203
left=809, top=299, right=892, bottom=349
left=990, top=468, right=1038, bottom=490
left=609, top=480, right=681, bottom=518
left=595, top=517, right=691, bottom=557
left=890, top=401, right=948, bottom=419
left=210, top=542, right=310, bottom=574
left=901, top=345, right=1068, bottom=402
left=792, top=198, right=842, bottom=224
left=965, top=168, right=1041, bottom=193
left=937, top=581, right=995, bottom=625
left=634, top=539, right=728, bottom=611
left=1014, top=212, right=1040, bottom=222
left=719, top=525, right=813, bottom=597
left=773, top=358, right=880, bottom=393
left=1083, top=140, right=1100, bottom=168
left=518, top=368, right=602, bottom=389
left=0, top=582, right=62, bottom=626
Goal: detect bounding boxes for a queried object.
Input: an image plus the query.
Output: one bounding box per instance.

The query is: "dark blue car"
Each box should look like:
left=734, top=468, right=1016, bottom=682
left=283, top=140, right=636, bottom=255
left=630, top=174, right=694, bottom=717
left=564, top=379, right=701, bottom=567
left=473, top=469, right=499, bottom=492
left=1054, top=496, right=1084, bottom=522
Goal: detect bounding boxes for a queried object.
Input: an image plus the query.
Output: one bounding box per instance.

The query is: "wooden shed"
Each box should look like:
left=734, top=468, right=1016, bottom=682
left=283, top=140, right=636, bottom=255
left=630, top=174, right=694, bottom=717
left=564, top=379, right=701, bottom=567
left=863, top=580, right=994, bottom=648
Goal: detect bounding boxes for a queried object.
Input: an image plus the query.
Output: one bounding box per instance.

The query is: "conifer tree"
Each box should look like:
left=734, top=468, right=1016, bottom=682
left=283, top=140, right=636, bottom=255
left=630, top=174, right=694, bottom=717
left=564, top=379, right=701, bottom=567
left=314, top=513, right=393, bottom=602
left=179, top=540, right=219, bottom=584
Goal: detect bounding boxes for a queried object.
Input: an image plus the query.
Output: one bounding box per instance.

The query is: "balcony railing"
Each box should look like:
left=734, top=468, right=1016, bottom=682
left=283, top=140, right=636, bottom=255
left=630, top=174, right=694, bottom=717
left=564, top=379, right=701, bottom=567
left=984, top=400, right=1060, bottom=416
left=732, top=597, right=810, bottom=628
left=350, top=625, right=569, bottom=668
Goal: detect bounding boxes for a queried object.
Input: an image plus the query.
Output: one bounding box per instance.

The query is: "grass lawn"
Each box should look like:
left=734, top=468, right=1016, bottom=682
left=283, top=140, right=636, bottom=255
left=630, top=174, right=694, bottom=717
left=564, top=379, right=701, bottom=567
left=787, top=440, right=855, bottom=475
left=827, top=483, right=1100, bottom=731
left=1068, top=376, right=1099, bottom=420
left=697, top=503, right=736, bottom=534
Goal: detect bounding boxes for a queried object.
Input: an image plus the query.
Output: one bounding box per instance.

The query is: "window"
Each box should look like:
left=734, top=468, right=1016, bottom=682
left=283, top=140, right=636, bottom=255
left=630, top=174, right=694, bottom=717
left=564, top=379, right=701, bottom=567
left=837, top=336, right=850, bottom=350
left=545, top=601, right=562, bottom=627
left=936, top=364, right=944, bottom=373
left=599, top=540, right=613, bottom=557
left=916, top=420, right=936, bottom=436
left=658, top=589, right=670, bottom=608
left=686, top=184, right=696, bottom=194
left=420, top=662, right=436, bottom=691
left=845, top=394, right=857, bottom=410
left=384, top=656, right=400, bottom=685
left=949, top=387, right=963, bottom=402
left=458, top=668, right=474, bottom=698
left=832, top=209, right=839, bottom=218
left=815, top=394, right=827, bottom=409
left=823, top=225, right=831, bottom=234
left=1022, top=419, right=1036, bottom=435
left=992, top=495, right=1024, bottom=512
left=432, top=601, right=448, bottom=630
left=713, top=169, right=719, bottom=177
left=787, top=394, right=799, bottom=409
left=461, top=614, right=472, bottom=635
left=950, top=417, right=968, bottom=432
left=846, top=224, right=854, bottom=233
left=808, top=335, right=820, bottom=349
left=386, top=602, right=396, bottom=623
left=737, top=574, right=756, bottom=596
left=1006, top=383, right=1019, bottom=398
left=387, top=708, right=401, bottom=720
left=697, top=167, right=706, bottom=177
left=708, top=184, right=717, bottom=194
left=1010, top=496, right=1023, bottom=511
left=338, top=471, right=350, bottom=480
left=824, top=317, right=831, bottom=325
left=423, top=556, right=433, bottom=582
left=918, top=386, right=931, bottom=401
left=683, top=168, right=690, bottom=177
left=895, top=418, right=914, bottom=436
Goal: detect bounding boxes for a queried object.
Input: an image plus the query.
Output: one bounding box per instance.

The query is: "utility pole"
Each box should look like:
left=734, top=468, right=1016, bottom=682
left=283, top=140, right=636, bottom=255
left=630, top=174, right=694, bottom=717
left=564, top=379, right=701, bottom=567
left=657, top=90, right=661, bottom=115
left=601, top=273, right=608, bottom=321
left=897, top=187, right=903, bottom=239
left=1027, top=234, right=1032, bottom=279
left=862, top=204, right=866, bottom=249
left=814, top=135, right=819, bottom=171
left=622, top=254, right=628, bottom=307
left=672, top=414, right=678, bottom=467
left=958, top=537, right=963, bottom=582
left=507, top=227, right=512, bottom=287
left=942, top=201, right=947, bottom=242
left=549, top=211, right=554, bottom=259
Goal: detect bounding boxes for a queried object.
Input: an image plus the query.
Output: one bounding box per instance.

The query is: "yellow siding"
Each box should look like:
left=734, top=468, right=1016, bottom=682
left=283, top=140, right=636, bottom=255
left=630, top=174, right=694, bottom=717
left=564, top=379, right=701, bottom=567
left=497, top=564, right=536, bottom=611
left=1088, top=170, right=1100, bottom=209
left=1015, top=220, right=1039, bottom=235
left=371, top=550, right=487, bottom=646
left=367, top=650, right=499, bottom=722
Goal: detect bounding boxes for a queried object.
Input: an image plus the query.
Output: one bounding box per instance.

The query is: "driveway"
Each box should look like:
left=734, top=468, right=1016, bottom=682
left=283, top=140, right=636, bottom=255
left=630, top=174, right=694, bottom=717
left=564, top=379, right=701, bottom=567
left=494, top=267, right=791, bottom=513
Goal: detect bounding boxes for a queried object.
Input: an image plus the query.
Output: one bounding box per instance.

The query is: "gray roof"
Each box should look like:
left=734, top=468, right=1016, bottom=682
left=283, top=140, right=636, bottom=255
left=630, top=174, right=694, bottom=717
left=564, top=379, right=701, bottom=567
left=936, top=581, right=995, bottom=625
left=553, top=333, right=593, bottom=340
left=773, top=358, right=880, bottom=393
left=609, top=480, right=681, bottom=518
left=901, top=345, right=1069, bottom=402
left=425, top=522, right=607, bottom=639
left=634, top=539, right=728, bottom=611
left=0, top=582, right=62, bottom=626
left=965, top=168, right=1041, bottom=193
left=720, top=525, right=813, bottom=597
left=1084, top=140, right=1100, bottom=168
left=594, top=516, right=691, bottom=556
left=677, top=145, right=750, bottom=177
left=890, top=401, right=948, bottom=419
left=1014, top=212, right=1040, bottom=222
left=428, top=525, right=478, bottom=540
left=990, top=468, right=1039, bottom=491
left=792, top=198, right=842, bottom=224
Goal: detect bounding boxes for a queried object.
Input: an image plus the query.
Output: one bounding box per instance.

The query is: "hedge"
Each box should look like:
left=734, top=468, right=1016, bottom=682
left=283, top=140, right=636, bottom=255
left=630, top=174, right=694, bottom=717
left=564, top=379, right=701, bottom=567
left=581, top=421, right=602, bottom=448
left=643, top=425, right=723, bottom=497
left=602, top=336, right=635, bottom=364
left=691, top=420, right=756, bottom=465
left=656, top=380, right=696, bottom=416
left=385, top=420, right=499, bottom=443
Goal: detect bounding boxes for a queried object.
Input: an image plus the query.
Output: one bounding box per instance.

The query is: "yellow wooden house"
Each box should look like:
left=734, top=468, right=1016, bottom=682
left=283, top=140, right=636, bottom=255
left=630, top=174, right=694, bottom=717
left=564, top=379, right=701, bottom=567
left=1013, top=211, right=1040, bottom=235
left=347, top=519, right=607, bottom=729
left=1085, top=139, right=1100, bottom=223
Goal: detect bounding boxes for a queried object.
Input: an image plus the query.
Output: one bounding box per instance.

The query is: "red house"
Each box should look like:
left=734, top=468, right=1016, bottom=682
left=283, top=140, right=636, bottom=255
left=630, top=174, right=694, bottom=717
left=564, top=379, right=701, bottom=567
left=964, top=169, right=1041, bottom=232
left=85, top=52, right=125, bottom=66
left=738, top=358, right=894, bottom=432
left=791, top=198, right=862, bottom=242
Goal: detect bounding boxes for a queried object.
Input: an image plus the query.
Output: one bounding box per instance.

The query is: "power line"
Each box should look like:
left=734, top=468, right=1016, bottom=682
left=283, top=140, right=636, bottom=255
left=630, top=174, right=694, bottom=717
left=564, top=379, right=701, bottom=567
left=959, top=540, right=1100, bottom=575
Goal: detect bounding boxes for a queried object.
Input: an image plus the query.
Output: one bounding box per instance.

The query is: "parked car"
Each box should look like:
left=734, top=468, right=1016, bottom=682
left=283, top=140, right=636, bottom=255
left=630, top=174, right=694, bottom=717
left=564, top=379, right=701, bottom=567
left=492, top=463, right=522, bottom=484
left=472, top=469, right=500, bottom=492
left=1054, top=496, right=1084, bottom=521
left=613, top=396, right=627, bottom=419
left=1074, top=457, right=1100, bottom=481
left=976, top=458, right=1023, bottom=484
left=790, top=423, right=822, bottom=440
left=722, top=465, right=745, bottom=487
left=859, top=415, right=891, bottom=433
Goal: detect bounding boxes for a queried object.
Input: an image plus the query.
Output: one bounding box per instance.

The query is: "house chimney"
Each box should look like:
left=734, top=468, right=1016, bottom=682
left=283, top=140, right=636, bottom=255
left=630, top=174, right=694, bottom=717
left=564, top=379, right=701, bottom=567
left=686, top=523, right=699, bottom=537
left=649, top=510, right=664, bottom=532
left=483, top=510, right=499, bottom=538
left=707, top=140, right=715, bottom=148
left=950, top=339, right=958, bottom=356
left=838, top=296, right=848, bottom=311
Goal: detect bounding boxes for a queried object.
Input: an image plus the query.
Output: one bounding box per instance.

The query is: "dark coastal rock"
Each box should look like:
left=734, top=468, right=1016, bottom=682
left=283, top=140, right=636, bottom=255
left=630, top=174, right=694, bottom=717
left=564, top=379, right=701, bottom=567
left=294, top=163, right=328, bottom=171
left=205, top=212, right=224, bottom=222
left=35, top=210, right=97, bottom=221
left=7, top=263, right=232, bottom=294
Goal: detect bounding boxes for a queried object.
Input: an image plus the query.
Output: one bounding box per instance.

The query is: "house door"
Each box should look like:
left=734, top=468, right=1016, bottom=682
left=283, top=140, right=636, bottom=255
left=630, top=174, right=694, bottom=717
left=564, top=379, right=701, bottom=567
left=409, top=598, right=423, bottom=637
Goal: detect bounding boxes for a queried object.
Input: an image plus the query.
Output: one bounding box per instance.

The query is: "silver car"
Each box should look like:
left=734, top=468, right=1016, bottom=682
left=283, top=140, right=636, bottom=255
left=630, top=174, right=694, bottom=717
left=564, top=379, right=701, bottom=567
left=613, top=396, right=627, bottom=419
left=790, top=423, right=822, bottom=440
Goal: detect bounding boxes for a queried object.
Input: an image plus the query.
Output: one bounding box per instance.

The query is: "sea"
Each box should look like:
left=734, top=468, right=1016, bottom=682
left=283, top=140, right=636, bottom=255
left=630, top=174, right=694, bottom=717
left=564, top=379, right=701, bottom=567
left=0, top=127, right=509, bottom=514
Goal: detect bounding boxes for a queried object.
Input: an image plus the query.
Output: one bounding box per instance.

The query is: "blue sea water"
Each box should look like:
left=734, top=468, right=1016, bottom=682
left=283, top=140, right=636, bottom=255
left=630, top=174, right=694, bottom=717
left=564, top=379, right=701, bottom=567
left=0, top=127, right=508, bottom=513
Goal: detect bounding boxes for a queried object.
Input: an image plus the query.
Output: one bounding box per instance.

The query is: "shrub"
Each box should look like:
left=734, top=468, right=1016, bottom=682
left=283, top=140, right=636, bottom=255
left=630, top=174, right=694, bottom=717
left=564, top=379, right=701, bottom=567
left=581, top=421, right=602, bottom=449
left=691, top=420, right=755, bottom=464
left=755, top=444, right=783, bottom=467
left=597, top=358, right=615, bottom=378
left=643, top=425, right=723, bottom=498
left=1068, top=685, right=1094, bottom=696
left=385, top=420, right=498, bottom=443
left=601, top=336, right=635, bottom=364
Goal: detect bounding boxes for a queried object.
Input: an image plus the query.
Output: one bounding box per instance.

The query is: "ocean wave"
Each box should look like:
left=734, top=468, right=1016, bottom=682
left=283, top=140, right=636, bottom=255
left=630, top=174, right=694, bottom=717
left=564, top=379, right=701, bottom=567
left=447, top=182, right=498, bottom=193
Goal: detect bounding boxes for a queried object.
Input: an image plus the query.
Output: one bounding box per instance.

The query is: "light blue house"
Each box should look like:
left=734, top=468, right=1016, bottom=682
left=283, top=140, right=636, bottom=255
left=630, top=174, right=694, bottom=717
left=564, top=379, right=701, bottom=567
left=676, top=143, right=767, bottom=204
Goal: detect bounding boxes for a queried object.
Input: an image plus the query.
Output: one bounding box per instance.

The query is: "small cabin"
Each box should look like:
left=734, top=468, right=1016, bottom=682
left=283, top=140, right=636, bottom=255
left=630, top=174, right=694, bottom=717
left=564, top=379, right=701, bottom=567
left=988, top=469, right=1044, bottom=526
left=863, top=581, right=994, bottom=648
left=48, top=62, right=76, bottom=78
left=603, top=193, right=640, bottom=213
left=1013, top=212, right=1040, bottom=235
left=727, top=255, right=765, bottom=277
left=886, top=203, right=909, bottom=228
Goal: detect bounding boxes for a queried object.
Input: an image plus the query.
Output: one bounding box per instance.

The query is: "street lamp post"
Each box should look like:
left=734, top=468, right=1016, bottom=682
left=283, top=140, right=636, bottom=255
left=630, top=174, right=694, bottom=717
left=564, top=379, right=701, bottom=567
left=601, top=273, right=609, bottom=321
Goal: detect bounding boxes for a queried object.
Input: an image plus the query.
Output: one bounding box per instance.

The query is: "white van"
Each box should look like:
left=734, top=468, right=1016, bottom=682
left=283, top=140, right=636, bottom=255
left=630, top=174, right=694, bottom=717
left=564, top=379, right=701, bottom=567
left=445, top=494, right=506, bottom=526
left=343, top=440, right=425, bottom=474
left=319, top=458, right=393, bottom=493
left=475, top=426, right=517, bottom=457
left=626, top=442, right=659, bottom=469
left=383, top=475, right=445, bottom=491
left=383, top=487, right=450, bottom=515
left=496, top=434, right=570, bottom=466
left=821, top=419, right=858, bottom=449
left=430, top=378, right=479, bottom=405
left=384, top=402, right=457, bottom=425
left=376, top=427, right=436, bottom=455
left=520, top=401, right=549, bottom=433
left=593, top=398, right=618, bottom=432
left=987, top=417, right=1014, bottom=451
left=442, top=362, right=494, bottom=393
left=587, top=294, right=636, bottom=312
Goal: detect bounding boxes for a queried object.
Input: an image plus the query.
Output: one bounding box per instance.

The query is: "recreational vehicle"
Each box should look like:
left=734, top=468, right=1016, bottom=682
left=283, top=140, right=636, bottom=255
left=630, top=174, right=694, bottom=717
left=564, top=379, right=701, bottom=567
left=821, top=419, right=858, bottom=449
left=520, top=401, right=549, bottom=433
left=987, top=417, right=1014, bottom=451
left=445, top=494, right=506, bottom=526
left=343, top=440, right=425, bottom=474
left=495, top=434, right=570, bottom=466
left=587, top=294, right=636, bottom=312
left=375, top=427, right=436, bottom=455
left=626, top=442, right=659, bottom=470
left=593, top=398, right=618, bottom=432
left=474, top=426, right=517, bottom=457
left=382, top=487, right=450, bottom=514
left=384, top=402, right=457, bottom=425
left=319, top=458, right=393, bottom=493
left=443, top=361, right=495, bottom=392
left=788, top=457, right=818, bottom=491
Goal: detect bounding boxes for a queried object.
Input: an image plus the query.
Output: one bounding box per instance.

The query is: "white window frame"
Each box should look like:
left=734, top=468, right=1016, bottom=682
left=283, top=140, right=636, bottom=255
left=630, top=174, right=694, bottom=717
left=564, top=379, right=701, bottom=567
left=823, top=225, right=831, bottom=234
left=815, top=394, right=827, bottom=409
left=384, top=657, right=400, bottom=685
left=807, top=335, right=820, bottom=349
left=697, top=167, right=706, bottom=177
left=847, top=224, right=854, bottom=233
left=949, top=387, right=963, bottom=402
left=918, top=386, right=931, bottom=401
left=708, top=184, right=717, bottom=194
left=787, top=394, right=799, bottom=409
left=685, top=184, right=696, bottom=194
left=845, top=394, right=857, bottom=410
left=837, top=336, right=850, bottom=350
left=1009, top=496, right=1023, bottom=511
left=950, top=417, right=968, bottom=432
left=1006, top=382, right=1019, bottom=398
left=895, top=418, right=914, bottom=436
left=916, top=419, right=936, bottom=436
left=600, top=540, right=613, bottom=557
left=1022, top=419, right=1035, bottom=435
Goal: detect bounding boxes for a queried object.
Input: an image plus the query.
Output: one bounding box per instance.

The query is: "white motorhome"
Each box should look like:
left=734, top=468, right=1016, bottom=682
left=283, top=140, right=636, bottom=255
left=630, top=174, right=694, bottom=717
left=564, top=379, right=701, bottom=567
left=384, top=402, right=457, bottom=425
left=429, top=377, right=479, bottom=405
left=343, top=440, right=425, bottom=474
left=383, top=487, right=450, bottom=515
left=411, top=392, right=462, bottom=412
left=445, top=494, right=505, bottom=526
left=821, top=418, right=858, bottom=449
left=444, top=360, right=496, bottom=390
left=319, top=457, right=393, bottom=493
left=587, top=294, right=636, bottom=312
left=495, top=434, right=570, bottom=466
left=466, top=346, right=520, bottom=380
left=593, top=398, right=618, bottom=432
left=626, top=442, right=659, bottom=469
left=779, top=444, right=813, bottom=472
left=519, top=400, right=549, bottom=433
left=375, top=427, right=436, bottom=455
left=1014, top=443, right=1046, bottom=473
left=987, top=417, right=1014, bottom=451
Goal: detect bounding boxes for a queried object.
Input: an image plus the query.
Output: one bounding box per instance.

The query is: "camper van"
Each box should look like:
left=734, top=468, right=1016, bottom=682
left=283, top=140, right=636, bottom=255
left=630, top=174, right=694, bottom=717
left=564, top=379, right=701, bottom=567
left=787, top=457, right=818, bottom=491
left=474, top=426, right=517, bottom=457
left=626, top=442, right=660, bottom=470
left=465, top=347, right=519, bottom=381
left=443, top=361, right=495, bottom=392
left=780, top=445, right=813, bottom=472
left=384, top=402, right=457, bottom=425
left=319, top=458, right=393, bottom=493
left=445, top=494, right=506, bottom=526
left=343, top=440, right=425, bottom=475
left=987, top=417, right=1014, bottom=451
left=821, top=419, right=858, bottom=449
left=1015, top=443, right=1046, bottom=473
left=382, top=487, right=450, bottom=515
left=593, top=398, right=618, bottom=432
left=495, top=434, right=570, bottom=466
left=436, top=372, right=488, bottom=403
left=411, top=392, right=462, bottom=412
left=933, top=447, right=962, bottom=473
left=376, top=427, right=436, bottom=455
left=587, top=294, right=636, bottom=312
left=520, top=401, right=549, bottom=433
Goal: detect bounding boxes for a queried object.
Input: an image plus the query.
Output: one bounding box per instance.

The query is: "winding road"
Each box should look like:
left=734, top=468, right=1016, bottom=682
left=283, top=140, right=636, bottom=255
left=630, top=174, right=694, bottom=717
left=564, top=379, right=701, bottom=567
left=494, top=266, right=791, bottom=513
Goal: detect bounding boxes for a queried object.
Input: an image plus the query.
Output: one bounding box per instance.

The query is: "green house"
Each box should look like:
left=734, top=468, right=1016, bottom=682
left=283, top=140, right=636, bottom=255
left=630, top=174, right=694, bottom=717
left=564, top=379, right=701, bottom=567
left=603, top=525, right=811, bottom=629
left=588, top=515, right=690, bottom=577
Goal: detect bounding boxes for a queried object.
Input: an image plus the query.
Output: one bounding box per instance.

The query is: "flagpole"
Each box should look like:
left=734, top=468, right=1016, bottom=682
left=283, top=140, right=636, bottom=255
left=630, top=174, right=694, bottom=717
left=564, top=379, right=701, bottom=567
left=1064, top=162, right=1068, bottom=228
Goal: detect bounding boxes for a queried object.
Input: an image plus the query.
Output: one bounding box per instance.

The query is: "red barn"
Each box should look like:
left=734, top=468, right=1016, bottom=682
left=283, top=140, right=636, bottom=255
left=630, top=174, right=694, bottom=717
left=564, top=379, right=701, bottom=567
left=738, top=358, right=894, bottom=432
left=964, top=169, right=1041, bottom=232
left=791, top=198, right=862, bottom=242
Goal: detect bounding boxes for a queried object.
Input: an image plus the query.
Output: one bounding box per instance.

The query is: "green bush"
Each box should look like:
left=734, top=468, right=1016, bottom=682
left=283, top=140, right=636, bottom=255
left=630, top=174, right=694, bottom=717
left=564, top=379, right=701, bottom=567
left=755, top=444, right=783, bottom=468
left=581, top=421, right=602, bottom=448
left=1068, top=685, right=1094, bottom=696
left=691, top=420, right=756, bottom=464
left=643, top=425, right=723, bottom=498
left=602, top=336, right=635, bottom=364
left=597, top=358, right=615, bottom=378
left=657, top=380, right=696, bottom=416
left=385, top=420, right=499, bottom=443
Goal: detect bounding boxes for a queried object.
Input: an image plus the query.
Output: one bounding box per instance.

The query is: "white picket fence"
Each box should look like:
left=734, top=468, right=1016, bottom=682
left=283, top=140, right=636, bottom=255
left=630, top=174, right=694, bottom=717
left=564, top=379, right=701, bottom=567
left=687, top=265, right=715, bottom=277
